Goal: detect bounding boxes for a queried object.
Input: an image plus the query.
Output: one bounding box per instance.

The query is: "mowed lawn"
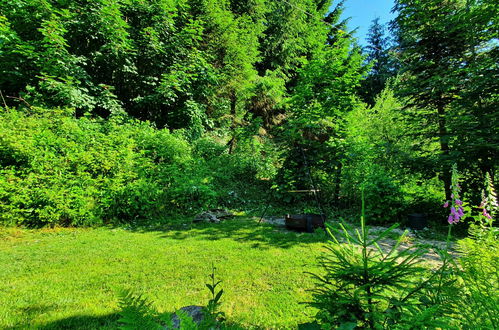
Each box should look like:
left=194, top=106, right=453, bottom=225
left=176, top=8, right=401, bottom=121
left=0, top=218, right=327, bottom=329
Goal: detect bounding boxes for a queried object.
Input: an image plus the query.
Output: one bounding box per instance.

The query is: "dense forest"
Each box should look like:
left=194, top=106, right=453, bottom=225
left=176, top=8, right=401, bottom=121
left=2, top=0, right=496, bottom=227
left=1, top=0, right=498, bottom=328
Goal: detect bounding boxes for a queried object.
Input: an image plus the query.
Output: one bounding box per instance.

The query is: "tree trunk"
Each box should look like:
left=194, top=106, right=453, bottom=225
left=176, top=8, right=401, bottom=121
left=333, top=162, right=342, bottom=206
left=227, top=90, right=237, bottom=154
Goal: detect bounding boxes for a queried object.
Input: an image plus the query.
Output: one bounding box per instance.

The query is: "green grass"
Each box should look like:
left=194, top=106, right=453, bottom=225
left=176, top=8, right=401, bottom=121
left=0, top=217, right=327, bottom=329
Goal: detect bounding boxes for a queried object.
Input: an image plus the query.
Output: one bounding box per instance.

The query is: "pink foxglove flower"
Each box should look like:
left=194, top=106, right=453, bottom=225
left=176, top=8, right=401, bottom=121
left=479, top=173, right=497, bottom=222
left=447, top=165, right=464, bottom=224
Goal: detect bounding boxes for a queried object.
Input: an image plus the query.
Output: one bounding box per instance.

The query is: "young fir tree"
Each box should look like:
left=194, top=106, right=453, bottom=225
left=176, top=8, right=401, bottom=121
left=309, top=193, right=456, bottom=328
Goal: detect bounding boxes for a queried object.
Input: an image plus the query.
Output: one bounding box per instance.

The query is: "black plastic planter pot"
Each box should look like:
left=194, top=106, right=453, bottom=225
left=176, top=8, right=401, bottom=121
left=408, top=213, right=427, bottom=230
left=285, top=214, right=325, bottom=233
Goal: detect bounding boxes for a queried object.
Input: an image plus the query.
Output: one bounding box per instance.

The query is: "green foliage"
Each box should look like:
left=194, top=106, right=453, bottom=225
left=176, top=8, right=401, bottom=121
left=258, top=0, right=329, bottom=76
left=0, top=108, right=278, bottom=226
left=275, top=1, right=367, bottom=206
left=453, top=173, right=499, bottom=328
left=360, top=18, right=397, bottom=105
left=0, top=0, right=340, bottom=135
left=309, top=193, right=454, bottom=328
left=474, top=172, right=498, bottom=231
left=118, top=265, right=227, bottom=329
left=342, top=88, right=444, bottom=223
left=393, top=0, right=499, bottom=199
left=1, top=1, right=498, bottom=328
left=457, top=233, right=499, bottom=329
left=203, top=264, right=226, bottom=327
left=118, top=290, right=167, bottom=330
left=0, top=108, right=187, bottom=226
left=1, top=0, right=496, bottom=229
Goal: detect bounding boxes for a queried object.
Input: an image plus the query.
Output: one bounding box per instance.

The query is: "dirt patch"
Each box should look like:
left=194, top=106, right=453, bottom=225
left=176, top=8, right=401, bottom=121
left=259, top=217, right=457, bottom=267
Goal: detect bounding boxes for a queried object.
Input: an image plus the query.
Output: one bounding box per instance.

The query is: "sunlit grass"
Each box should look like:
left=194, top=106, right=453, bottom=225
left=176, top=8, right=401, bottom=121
left=0, top=218, right=327, bottom=329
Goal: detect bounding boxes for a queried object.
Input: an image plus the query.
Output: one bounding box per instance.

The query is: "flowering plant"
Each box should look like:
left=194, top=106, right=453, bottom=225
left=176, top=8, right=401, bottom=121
left=443, top=164, right=465, bottom=224
left=468, top=172, right=498, bottom=239
left=478, top=173, right=497, bottom=226
left=443, top=165, right=497, bottom=238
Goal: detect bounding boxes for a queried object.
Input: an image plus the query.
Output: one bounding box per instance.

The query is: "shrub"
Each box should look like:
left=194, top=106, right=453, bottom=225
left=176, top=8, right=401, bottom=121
left=0, top=108, right=273, bottom=226
left=340, top=88, right=445, bottom=224
left=0, top=108, right=191, bottom=226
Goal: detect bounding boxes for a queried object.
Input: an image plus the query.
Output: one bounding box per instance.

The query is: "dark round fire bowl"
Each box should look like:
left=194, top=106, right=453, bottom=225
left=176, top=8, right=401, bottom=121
left=285, top=214, right=326, bottom=233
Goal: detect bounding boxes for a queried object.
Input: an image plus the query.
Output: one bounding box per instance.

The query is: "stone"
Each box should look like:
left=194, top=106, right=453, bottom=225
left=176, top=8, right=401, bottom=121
left=170, top=305, right=205, bottom=328
left=193, top=209, right=233, bottom=223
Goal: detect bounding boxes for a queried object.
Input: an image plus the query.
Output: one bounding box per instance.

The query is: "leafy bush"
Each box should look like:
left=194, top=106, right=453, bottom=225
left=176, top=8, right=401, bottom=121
left=193, top=136, right=227, bottom=161
left=0, top=108, right=191, bottom=226
left=341, top=88, right=444, bottom=224
left=0, top=108, right=273, bottom=226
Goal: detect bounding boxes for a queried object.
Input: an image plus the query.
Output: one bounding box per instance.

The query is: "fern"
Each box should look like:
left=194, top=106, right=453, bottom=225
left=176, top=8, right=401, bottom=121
left=457, top=236, right=499, bottom=329
left=117, top=266, right=226, bottom=330
left=117, top=289, right=164, bottom=330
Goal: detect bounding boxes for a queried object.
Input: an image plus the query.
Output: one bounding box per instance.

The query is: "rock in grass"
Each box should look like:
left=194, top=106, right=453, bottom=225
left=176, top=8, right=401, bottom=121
left=193, top=212, right=219, bottom=223
left=193, top=209, right=233, bottom=223
left=170, top=305, right=205, bottom=328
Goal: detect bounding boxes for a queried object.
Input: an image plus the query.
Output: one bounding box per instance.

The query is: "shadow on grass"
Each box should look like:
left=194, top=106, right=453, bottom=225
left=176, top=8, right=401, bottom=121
left=9, top=313, right=120, bottom=330
left=30, top=312, right=248, bottom=330
left=134, top=216, right=329, bottom=249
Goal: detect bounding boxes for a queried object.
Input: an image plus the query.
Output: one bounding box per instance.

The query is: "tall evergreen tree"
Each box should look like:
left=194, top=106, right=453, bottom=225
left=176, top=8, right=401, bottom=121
left=277, top=1, right=366, bottom=202
left=361, top=18, right=396, bottom=105
left=393, top=0, right=470, bottom=201
left=448, top=0, right=499, bottom=189
left=392, top=0, right=498, bottom=201
left=0, top=0, right=346, bottom=139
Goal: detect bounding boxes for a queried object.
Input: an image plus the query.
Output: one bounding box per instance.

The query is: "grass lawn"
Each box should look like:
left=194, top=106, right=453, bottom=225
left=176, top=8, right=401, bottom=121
left=0, top=217, right=327, bottom=329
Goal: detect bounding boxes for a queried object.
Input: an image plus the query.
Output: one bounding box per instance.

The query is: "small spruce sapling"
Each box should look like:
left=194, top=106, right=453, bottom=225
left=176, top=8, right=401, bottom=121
left=308, top=191, right=453, bottom=328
